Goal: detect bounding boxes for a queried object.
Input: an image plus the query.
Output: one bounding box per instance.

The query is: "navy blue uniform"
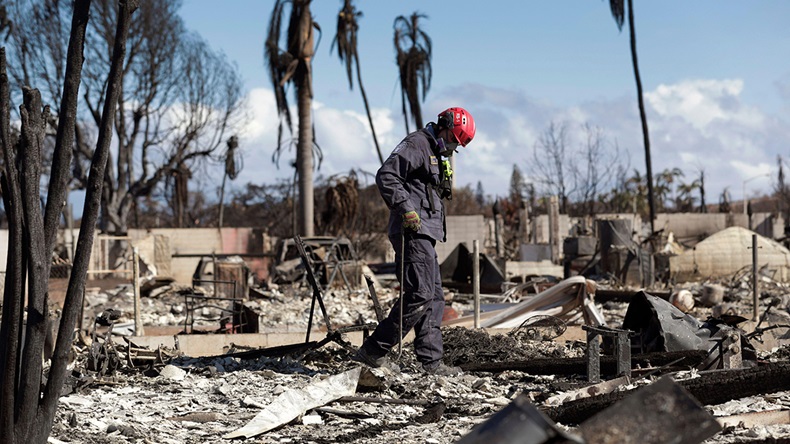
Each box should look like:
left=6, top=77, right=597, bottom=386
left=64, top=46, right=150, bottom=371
left=360, top=126, right=447, bottom=368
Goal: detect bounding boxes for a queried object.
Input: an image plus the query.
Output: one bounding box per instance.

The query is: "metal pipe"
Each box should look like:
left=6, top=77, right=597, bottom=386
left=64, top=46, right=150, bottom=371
left=171, top=253, right=275, bottom=258
left=133, top=247, right=144, bottom=336
left=396, top=231, right=405, bottom=360
left=752, top=234, right=758, bottom=321
left=473, top=240, right=480, bottom=329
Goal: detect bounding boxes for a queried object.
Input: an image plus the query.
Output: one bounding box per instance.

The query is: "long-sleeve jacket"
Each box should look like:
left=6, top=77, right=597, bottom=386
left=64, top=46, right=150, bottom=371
left=376, top=126, right=445, bottom=242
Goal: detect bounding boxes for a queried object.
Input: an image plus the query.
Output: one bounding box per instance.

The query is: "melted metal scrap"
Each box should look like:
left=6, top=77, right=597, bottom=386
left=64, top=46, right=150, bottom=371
left=84, top=311, right=175, bottom=376
left=509, top=315, right=567, bottom=342
left=482, top=276, right=605, bottom=329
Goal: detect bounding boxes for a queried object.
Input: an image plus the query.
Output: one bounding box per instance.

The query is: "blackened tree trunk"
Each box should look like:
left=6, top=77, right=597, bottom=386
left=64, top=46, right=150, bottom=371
left=0, top=48, right=25, bottom=444
left=34, top=2, right=137, bottom=440
left=0, top=1, right=138, bottom=442
left=15, top=86, right=50, bottom=444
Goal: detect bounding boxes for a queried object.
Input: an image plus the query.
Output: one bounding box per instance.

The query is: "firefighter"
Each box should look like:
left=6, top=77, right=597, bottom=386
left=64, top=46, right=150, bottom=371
left=352, top=107, right=476, bottom=375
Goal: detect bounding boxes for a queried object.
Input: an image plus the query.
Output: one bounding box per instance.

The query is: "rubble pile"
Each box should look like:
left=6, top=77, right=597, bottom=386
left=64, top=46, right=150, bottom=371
left=49, top=322, right=790, bottom=444
left=244, top=287, right=399, bottom=332
left=81, top=283, right=402, bottom=333
left=46, top=267, right=790, bottom=443
left=441, top=327, right=585, bottom=366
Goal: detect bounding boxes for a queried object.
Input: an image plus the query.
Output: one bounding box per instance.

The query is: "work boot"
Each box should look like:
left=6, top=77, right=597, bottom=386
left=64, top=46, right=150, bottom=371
left=350, top=348, right=400, bottom=372
left=422, top=362, right=463, bottom=376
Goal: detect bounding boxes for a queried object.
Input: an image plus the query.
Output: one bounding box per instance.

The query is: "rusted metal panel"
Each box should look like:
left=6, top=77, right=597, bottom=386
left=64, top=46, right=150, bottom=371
left=583, top=325, right=632, bottom=382
left=216, top=261, right=248, bottom=300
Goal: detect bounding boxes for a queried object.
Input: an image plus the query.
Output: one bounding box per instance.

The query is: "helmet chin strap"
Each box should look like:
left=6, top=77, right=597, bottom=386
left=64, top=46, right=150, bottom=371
left=436, top=126, right=458, bottom=156
left=436, top=138, right=457, bottom=157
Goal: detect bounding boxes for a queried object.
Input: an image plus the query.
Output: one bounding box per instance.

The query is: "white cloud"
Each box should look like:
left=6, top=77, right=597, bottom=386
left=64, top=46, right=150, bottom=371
left=228, top=79, right=790, bottom=205
left=456, top=133, right=511, bottom=192
left=729, top=160, right=773, bottom=199
left=644, top=79, right=764, bottom=130
left=240, top=88, right=280, bottom=140
left=678, top=152, right=699, bottom=164
left=231, top=91, right=399, bottom=190
left=729, top=160, right=772, bottom=178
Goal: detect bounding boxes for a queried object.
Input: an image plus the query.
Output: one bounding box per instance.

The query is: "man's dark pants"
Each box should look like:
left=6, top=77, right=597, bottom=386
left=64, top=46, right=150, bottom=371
left=360, top=233, right=445, bottom=367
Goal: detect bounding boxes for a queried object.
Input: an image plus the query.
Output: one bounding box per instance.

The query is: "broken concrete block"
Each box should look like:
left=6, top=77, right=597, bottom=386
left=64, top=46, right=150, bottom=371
left=159, top=365, right=186, bottom=381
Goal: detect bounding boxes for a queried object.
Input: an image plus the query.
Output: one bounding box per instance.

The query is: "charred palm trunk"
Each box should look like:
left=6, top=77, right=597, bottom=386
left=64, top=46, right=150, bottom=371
left=295, top=1, right=314, bottom=236
left=174, top=163, right=189, bottom=228
left=405, top=57, right=423, bottom=129
left=627, top=0, right=655, bottom=234
left=354, top=53, right=383, bottom=164
left=218, top=169, right=228, bottom=229
left=297, top=80, right=314, bottom=236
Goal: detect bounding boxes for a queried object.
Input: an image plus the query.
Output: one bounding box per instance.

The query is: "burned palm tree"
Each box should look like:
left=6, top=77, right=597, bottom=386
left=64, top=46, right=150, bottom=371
left=608, top=0, right=656, bottom=233
left=333, top=0, right=383, bottom=164
left=654, top=167, right=683, bottom=212
left=393, top=12, right=431, bottom=134
left=719, top=187, right=731, bottom=213
left=321, top=172, right=359, bottom=236
left=698, top=168, right=707, bottom=213
left=266, top=0, right=322, bottom=236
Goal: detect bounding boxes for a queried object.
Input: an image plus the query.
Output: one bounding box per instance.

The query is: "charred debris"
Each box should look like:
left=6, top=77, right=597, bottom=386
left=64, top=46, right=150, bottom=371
left=44, top=221, right=790, bottom=443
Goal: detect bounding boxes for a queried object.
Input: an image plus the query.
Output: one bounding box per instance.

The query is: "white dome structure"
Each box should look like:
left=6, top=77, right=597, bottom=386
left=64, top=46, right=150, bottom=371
left=669, top=226, right=790, bottom=282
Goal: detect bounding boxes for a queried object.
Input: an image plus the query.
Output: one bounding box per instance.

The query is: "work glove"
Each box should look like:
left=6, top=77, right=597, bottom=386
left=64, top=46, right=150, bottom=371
left=402, top=210, right=421, bottom=232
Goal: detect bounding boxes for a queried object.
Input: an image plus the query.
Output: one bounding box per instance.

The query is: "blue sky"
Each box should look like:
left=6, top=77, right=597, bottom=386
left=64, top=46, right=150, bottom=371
left=180, top=0, right=790, bottom=205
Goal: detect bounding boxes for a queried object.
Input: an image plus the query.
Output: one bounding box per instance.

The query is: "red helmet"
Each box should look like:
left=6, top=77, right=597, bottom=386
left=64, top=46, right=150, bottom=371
left=438, top=107, right=476, bottom=147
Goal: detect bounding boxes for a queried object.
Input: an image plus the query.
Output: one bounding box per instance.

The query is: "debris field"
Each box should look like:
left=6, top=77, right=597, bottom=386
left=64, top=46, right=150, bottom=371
left=47, top=271, right=790, bottom=444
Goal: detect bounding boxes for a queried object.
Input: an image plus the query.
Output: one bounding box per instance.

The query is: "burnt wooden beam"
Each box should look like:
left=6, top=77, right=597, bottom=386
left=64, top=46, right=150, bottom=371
left=595, top=289, right=670, bottom=303
left=459, top=350, right=707, bottom=376
left=545, top=361, right=790, bottom=425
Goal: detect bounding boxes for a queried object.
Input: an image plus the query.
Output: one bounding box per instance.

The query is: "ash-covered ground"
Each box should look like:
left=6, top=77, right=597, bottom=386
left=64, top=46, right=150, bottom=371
left=48, top=277, right=790, bottom=443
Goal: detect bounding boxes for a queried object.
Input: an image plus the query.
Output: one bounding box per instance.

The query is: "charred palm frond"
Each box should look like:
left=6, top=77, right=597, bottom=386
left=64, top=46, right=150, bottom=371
left=265, top=0, right=323, bottom=168
left=333, top=0, right=383, bottom=164
left=393, top=12, right=431, bottom=133
left=321, top=172, right=359, bottom=235
left=224, top=135, right=242, bottom=180
left=608, top=0, right=625, bottom=30
left=333, top=0, right=358, bottom=88
left=265, top=0, right=294, bottom=161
